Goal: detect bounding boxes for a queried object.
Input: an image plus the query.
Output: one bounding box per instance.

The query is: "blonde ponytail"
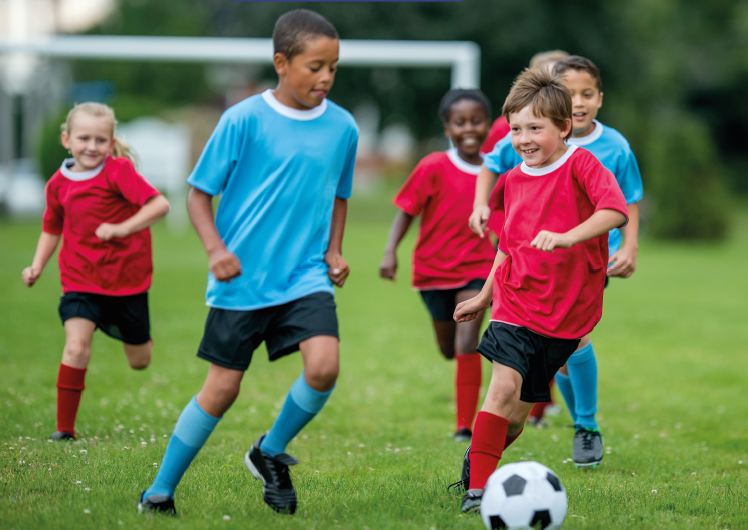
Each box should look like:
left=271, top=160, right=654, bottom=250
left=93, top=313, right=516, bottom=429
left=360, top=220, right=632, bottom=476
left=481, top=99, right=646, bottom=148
left=62, top=102, right=139, bottom=168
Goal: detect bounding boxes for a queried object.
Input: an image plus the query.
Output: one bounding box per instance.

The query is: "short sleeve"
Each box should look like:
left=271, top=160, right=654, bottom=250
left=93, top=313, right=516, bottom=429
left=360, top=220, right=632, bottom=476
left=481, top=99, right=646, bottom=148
left=335, top=133, right=358, bottom=200
left=576, top=153, right=629, bottom=226
left=187, top=111, right=242, bottom=196
left=42, top=179, right=64, bottom=235
left=483, top=135, right=522, bottom=175
left=615, top=147, right=644, bottom=204
left=109, top=159, right=160, bottom=206
left=480, top=117, right=511, bottom=154
left=392, top=156, right=440, bottom=217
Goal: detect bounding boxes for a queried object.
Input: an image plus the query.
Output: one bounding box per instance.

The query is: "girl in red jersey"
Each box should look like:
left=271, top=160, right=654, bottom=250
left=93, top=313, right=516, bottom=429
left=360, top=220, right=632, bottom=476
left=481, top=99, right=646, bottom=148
left=379, top=89, right=495, bottom=442
left=22, top=102, right=170, bottom=441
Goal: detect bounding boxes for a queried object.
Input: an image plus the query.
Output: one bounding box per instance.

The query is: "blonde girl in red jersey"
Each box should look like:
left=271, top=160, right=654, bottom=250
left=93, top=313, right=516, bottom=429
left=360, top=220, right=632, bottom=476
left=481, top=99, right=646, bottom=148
left=22, top=102, right=170, bottom=441
left=379, top=89, right=496, bottom=442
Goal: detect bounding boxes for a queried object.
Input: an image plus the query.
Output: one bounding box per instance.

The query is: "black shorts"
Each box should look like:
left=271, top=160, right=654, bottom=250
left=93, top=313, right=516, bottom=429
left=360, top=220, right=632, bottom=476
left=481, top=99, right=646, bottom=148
left=197, top=291, right=338, bottom=371
left=477, top=322, right=580, bottom=403
left=58, top=292, right=151, bottom=345
left=419, top=279, right=486, bottom=321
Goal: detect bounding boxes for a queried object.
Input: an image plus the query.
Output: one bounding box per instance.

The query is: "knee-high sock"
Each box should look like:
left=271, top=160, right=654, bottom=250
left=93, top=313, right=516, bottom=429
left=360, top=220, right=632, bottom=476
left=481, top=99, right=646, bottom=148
left=455, top=353, right=482, bottom=431
left=567, top=342, right=598, bottom=429
left=260, top=372, right=334, bottom=456
left=145, top=396, right=220, bottom=499
left=56, top=364, right=86, bottom=436
left=555, top=372, right=576, bottom=425
left=469, top=411, right=508, bottom=490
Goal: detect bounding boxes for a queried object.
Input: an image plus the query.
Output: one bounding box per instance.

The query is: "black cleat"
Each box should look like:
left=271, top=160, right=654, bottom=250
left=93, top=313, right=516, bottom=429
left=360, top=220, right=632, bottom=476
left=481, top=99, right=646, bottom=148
left=448, top=445, right=471, bottom=494
left=137, top=491, right=176, bottom=515
left=573, top=427, right=603, bottom=468
left=245, top=435, right=299, bottom=514
left=50, top=431, right=75, bottom=441
left=453, top=428, right=472, bottom=442
left=461, top=488, right=483, bottom=513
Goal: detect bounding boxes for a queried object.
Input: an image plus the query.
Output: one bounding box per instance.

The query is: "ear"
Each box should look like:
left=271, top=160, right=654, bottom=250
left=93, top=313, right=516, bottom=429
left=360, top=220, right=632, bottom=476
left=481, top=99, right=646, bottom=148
left=597, top=91, right=604, bottom=110
left=273, top=52, right=289, bottom=76
left=61, top=131, right=70, bottom=150
left=560, top=118, right=572, bottom=138
left=443, top=122, right=452, bottom=140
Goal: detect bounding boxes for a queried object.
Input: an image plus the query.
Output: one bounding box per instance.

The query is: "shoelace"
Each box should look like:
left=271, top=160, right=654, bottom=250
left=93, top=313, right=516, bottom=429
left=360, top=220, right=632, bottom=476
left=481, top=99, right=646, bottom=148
left=447, top=478, right=468, bottom=494
left=268, top=457, right=294, bottom=489
left=580, top=431, right=596, bottom=451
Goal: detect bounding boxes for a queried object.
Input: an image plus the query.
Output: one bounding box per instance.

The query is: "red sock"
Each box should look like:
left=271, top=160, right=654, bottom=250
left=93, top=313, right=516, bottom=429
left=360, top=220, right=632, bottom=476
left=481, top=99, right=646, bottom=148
left=504, top=428, right=523, bottom=449
left=469, top=411, right=509, bottom=490
left=56, top=364, right=87, bottom=436
left=455, top=353, right=482, bottom=431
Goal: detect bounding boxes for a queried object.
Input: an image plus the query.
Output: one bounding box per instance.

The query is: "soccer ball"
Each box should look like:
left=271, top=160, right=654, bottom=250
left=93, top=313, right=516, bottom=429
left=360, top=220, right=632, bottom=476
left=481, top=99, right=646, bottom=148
left=480, top=461, right=567, bottom=530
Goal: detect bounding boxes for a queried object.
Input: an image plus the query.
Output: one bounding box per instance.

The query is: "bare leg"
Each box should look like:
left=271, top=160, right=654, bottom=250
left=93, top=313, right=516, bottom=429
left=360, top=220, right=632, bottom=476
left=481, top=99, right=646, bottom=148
left=196, top=363, right=244, bottom=418
left=61, top=318, right=96, bottom=368
left=300, top=335, right=339, bottom=391
left=432, top=320, right=457, bottom=359
left=454, top=288, right=485, bottom=354
left=123, top=340, right=152, bottom=370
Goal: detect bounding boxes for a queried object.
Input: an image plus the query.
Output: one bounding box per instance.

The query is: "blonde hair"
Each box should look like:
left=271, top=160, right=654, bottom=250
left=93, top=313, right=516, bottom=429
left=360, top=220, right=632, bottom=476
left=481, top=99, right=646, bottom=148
left=61, top=102, right=139, bottom=167
left=502, top=68, right=573, bottom=140
left=529, top=50, right=569, bottom=72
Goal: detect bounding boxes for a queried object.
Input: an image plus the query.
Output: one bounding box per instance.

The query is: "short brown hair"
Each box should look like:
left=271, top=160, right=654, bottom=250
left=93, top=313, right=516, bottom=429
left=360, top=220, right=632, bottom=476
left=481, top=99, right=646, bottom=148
left=273, top=10, right=338, bottom=61
left=553, top=55, right=602, bottom=91
left=529, top=50, right=569, bottom=71
left=502, top=68, right=573, bottom=140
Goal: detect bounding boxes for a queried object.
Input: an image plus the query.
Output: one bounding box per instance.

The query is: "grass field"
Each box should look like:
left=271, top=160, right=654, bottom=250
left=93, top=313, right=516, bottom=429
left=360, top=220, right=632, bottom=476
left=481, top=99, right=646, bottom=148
left=1, top=191, right=747, bottom=529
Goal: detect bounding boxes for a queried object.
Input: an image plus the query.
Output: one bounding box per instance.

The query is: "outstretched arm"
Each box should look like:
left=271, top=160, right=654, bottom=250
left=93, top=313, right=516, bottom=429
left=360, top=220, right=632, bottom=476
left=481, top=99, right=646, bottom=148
left=379, top=211, right=414, bottom=282
left=187, top=187, right=242, bottom=283
left=22, top=232, right=61, bottom=287
left=454, top=249, right=507, bottom=323
left=468, top=165, right=499, bottom=237
left=325, top=197, right=349, bottom=287
left=531, top=209, right=627, bottom=253
left=95, top=194, right=170, bottom=241
left=608, top=202, right=639, bottom=278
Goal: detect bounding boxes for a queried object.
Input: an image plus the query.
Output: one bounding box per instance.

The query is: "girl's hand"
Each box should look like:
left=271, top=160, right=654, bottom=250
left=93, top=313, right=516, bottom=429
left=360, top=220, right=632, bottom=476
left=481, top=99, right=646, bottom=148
left=22, top=267, right=41, bottom=287
left=209, top=248, right=242, bottom=282
left=469, top=205, right=491, bottom=237
left=531, top=230, right=574, bottom=253
left=454, top=293, right=490, bottom=323
left=96, top=223, right=129, bottom=241
left=379, top=251, right=398, bottom=281
left=607, top=246, right=637, bottom=278
left=325, top=251, right=350, bottom=287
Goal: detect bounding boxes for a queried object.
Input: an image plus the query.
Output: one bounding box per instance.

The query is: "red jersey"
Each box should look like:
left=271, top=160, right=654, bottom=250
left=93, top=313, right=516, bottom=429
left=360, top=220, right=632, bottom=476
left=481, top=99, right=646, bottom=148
left=394, top=149, right=496, bottom=290
left=43, top=156, right=161, bottom=296
left=493, top=146, right=628, bottom=339
left=480, top=117, right=511, bottom=236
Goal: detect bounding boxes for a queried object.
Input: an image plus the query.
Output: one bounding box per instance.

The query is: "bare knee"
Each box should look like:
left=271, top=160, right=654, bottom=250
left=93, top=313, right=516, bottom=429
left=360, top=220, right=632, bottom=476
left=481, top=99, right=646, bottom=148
left=63, top=338, right=91, bottom=367
left=124, top=341, right=152, bottom=370
left=305, top=363, right=339, bottom=392
left=485, top=380, right=520, bottom=409
left=127, top=351, right=151, bottom=370
left=438, top=343, right=456, bottom=360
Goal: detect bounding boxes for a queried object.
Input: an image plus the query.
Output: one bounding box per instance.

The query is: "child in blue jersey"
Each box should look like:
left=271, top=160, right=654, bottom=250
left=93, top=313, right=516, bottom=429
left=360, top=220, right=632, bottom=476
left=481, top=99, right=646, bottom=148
left=138, top=10, right=358, bottom=516
left=469, top=56, right=642, bottom=468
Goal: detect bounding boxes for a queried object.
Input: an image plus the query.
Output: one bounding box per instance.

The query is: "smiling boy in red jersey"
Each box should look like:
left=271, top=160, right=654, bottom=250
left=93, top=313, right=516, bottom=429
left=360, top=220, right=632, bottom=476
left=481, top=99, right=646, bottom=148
left=452, top=68, right=628, bottom=513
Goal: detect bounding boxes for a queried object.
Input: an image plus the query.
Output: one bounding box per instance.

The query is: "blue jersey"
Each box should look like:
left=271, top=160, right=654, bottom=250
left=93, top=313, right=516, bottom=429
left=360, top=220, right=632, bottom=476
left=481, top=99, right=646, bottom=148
left=483, top=119, right=643, bottom=255
left=187, top=90, right=359, bottom=310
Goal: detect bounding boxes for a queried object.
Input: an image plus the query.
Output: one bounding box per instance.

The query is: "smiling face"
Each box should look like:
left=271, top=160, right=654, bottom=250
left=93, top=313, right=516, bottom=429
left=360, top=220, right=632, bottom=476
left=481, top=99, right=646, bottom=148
left=444, top=98, right=490, bottom=161
left=508, top=105, right=571, bottom=168
left=61, top=112, right=116, bottom=172
left=273, top=36, right=340, bottom=110
left=561, top=68, right=603, bottom=137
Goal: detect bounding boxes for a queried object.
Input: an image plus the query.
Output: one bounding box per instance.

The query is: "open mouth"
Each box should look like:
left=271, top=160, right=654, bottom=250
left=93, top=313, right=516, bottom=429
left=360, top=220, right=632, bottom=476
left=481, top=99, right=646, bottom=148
left=573, top=112, right=587, bottom=120
left=522, top=148, right=539, bottom=155
left=461, top=138, right=478, bottom=146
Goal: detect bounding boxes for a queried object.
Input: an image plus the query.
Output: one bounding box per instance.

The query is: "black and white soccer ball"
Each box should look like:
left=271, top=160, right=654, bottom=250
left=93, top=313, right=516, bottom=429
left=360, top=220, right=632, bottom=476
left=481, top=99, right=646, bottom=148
left=481, top=461, right=567, bottom=530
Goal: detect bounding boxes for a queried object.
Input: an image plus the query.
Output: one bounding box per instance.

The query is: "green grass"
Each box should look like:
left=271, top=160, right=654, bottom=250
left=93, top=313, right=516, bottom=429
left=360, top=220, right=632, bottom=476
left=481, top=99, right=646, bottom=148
left=1, top=194, right=747, bottom=529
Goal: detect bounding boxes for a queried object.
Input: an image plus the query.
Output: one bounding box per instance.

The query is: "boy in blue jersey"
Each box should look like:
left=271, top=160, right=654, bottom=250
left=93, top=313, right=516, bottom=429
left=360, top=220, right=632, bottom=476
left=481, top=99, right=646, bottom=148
left=468, top=56, right=642, bottom=468
left=138, top=10, right=358, bottom=516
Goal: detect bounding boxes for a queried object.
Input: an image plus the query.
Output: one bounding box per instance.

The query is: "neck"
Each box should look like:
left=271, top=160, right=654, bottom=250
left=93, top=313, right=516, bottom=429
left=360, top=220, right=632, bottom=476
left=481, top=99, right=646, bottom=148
left=572, top=120, right=596, bottom=138
left=456, top=149, right=483, bottom=166
left=273, top=84, right=312, bottom=111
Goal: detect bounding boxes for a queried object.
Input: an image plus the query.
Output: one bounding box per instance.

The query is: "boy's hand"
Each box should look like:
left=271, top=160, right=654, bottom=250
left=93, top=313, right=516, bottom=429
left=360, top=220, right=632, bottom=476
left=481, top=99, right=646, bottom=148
left=468, top=205, right=491, bottom=237
left=22, top=267, right=41, bottom=287
left=209, top=248, right=242, bottom=283
left=607, top=246, right=637, bottom=278
left=325, top=251, right=349, bottom=287
left=95, top=223, right=129, bottom=241
left=531, top=230, right=574, bottom=253
left=379, top=251, right=397, bottom=281
left=454, top=293, right=490, bottom=323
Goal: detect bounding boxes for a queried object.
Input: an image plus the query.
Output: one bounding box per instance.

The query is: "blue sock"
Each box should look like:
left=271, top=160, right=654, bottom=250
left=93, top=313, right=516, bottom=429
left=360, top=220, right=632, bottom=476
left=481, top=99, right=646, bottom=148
left=567, top=342, right=598, bottom=430
left=260, top=372, right=334, bottom=456
left=555, top=372, right=576, bottom=425
left=145, top=396, right=220, bottom=499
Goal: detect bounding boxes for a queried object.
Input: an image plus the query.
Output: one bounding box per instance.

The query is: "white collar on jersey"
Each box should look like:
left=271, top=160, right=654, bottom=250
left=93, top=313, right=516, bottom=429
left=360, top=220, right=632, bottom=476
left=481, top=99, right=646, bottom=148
left=520, top=144, right=579, bottom=176
left=566, top=119, right=603, bottom=146
left=261, top=89, right=328, bottom=121
left=59, top=157, right=106, bottom=181
left=446, top=148, right=483, bottom=175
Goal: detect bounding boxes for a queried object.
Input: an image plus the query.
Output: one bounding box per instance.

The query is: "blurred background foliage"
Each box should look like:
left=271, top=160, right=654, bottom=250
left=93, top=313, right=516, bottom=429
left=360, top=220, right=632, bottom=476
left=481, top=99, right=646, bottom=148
left=39, top=0, right=748, bottom=240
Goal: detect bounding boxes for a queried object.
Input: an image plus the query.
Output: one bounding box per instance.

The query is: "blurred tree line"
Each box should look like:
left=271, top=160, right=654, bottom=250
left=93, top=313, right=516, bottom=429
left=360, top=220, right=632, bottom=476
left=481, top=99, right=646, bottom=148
left=45, top=0, right=748, bottom=240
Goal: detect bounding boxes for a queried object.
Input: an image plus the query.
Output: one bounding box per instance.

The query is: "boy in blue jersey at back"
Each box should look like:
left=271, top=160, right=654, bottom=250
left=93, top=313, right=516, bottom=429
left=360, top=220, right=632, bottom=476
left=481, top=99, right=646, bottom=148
left=138, top=9, right=358, bottom=516
left=468, top=56, right=642, bottom=468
